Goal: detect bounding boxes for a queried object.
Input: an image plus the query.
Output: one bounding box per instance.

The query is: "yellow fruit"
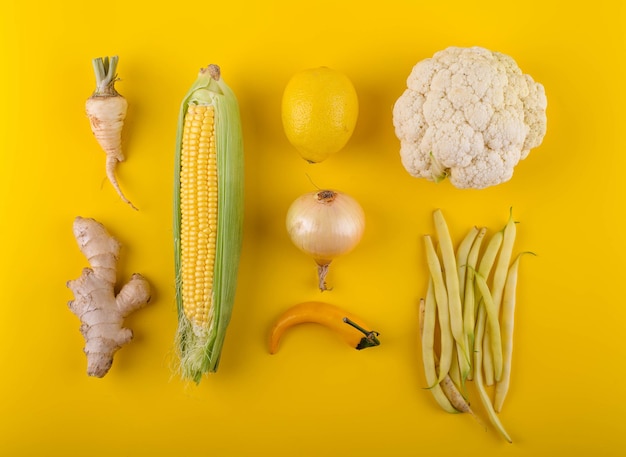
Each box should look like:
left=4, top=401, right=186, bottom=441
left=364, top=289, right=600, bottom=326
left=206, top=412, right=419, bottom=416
left=281, top=67, right=359, bottom=163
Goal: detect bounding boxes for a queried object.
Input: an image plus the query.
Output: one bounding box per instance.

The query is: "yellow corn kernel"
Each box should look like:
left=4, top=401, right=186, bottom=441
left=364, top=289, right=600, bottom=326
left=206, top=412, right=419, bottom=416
left=180, top=104, right=217, bottom=332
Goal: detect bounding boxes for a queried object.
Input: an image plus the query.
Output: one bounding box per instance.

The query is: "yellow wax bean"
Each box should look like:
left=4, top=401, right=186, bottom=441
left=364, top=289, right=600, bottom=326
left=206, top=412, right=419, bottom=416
left=424, top=235, right=454, bottom=383
left=484, top=210, right=517, bottom=385
left=475, top=230, right=503, bottom=385
left=474, top=302, right=513, bottom=443
left=474, top=272, right=504, bottom=382
left=463, top=226, right=487, bottom=380
left=419, top=288, right=457, bottom=414
left=457, top=226, right=480, bottom=298
left=494, top=252, right=535, bottom=412
left=433, top=210, right=470, bottom=376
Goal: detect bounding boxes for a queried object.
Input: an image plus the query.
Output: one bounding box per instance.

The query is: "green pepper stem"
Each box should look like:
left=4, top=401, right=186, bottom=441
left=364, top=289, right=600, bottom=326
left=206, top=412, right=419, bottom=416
left=343, top=317, right=381, bottom=350
left=342, top=317, right=375, bottom=336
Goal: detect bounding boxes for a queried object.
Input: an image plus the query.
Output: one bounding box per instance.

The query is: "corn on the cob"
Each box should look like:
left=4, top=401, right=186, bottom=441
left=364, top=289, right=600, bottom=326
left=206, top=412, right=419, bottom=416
left=174, top=64, right=244, bottom=382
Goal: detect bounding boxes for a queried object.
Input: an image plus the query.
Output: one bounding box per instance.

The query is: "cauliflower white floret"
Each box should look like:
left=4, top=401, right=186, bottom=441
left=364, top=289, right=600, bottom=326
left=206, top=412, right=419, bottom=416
left=393, top=46, right=547, bottom=189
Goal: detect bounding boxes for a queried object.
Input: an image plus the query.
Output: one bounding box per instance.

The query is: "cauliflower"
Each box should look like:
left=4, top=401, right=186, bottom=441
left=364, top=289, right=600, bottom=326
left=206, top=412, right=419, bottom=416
left=392, top=46, right=547, bottom=189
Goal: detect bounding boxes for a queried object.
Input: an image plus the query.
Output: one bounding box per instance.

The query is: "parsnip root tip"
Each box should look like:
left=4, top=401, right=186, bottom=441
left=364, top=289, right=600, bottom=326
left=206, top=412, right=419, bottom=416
left=105, top=155, right=137, bottom=210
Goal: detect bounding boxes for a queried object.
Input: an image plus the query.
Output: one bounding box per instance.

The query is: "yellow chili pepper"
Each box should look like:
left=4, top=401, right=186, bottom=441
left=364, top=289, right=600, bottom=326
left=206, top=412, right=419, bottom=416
left=269, top=301, right=380, bottom=354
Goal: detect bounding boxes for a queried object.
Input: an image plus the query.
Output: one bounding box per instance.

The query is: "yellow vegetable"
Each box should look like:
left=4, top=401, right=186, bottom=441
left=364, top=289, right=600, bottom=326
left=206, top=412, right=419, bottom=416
left=281, top=67, right=358, bottom=163
left=173, top=64, right=244, bottom=383
left=268, top=301, right=380, bottom=354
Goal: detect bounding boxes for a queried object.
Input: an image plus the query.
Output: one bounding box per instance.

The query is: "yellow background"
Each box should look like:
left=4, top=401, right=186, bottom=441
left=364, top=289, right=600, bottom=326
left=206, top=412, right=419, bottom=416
left=1, top=0, right=625, bottom=455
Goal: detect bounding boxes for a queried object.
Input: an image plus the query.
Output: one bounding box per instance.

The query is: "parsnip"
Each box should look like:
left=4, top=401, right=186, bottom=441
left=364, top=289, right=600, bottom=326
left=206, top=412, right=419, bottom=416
left=86, top=56, right=136, bottom=210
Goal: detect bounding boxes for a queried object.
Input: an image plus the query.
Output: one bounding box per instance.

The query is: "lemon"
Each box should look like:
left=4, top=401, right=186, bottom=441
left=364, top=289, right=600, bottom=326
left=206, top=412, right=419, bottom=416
left=281, top=67, right=359, bottom=163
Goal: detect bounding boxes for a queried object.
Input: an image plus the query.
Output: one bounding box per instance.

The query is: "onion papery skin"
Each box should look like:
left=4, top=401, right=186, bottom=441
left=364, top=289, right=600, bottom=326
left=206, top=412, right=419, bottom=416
left=286, top=190, right=365, bottom=290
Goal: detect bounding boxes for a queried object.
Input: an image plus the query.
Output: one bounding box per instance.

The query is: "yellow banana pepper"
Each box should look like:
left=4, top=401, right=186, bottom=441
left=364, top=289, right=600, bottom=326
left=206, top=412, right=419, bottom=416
left=269, top=301, right=380, bottom=354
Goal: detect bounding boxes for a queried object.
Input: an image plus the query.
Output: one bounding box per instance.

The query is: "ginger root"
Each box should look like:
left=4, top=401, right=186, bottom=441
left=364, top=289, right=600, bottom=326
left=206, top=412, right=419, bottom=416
left=66, top=216, right=151, bottom=377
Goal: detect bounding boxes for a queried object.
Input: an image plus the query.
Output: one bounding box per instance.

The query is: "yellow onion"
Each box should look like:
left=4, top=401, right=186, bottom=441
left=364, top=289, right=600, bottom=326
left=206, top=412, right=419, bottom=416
left=286, top=189, right=365, bottom=291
